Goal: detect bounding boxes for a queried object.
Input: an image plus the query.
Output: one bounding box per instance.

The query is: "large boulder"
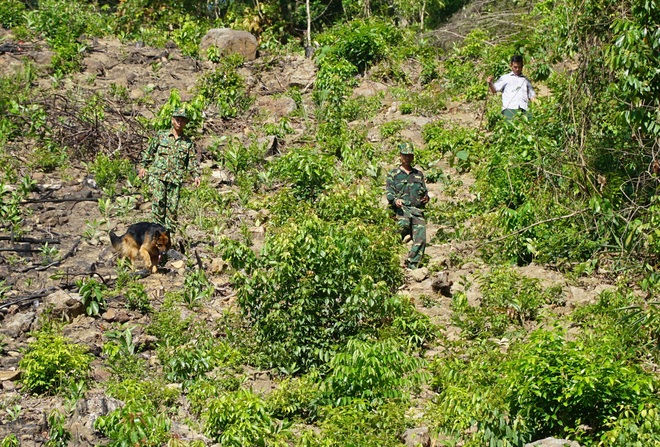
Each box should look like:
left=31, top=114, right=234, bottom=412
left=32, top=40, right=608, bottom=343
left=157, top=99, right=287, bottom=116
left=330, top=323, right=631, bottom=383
left=200, top=28, right=258, bottom=61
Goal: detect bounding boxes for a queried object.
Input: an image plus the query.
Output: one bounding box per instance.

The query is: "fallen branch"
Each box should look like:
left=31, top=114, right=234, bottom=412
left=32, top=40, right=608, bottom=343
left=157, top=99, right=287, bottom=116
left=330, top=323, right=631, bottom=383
left=17, top=238, right=81, bottom=273
left=0, top=248, right=41, bottom=253
left=21, top=197, right=100, bottom=204
left=0, top=236, right=61, bottom=244
left=0, top=287, right=58, bottom=310
left=480, top=209, right=589, bottom=246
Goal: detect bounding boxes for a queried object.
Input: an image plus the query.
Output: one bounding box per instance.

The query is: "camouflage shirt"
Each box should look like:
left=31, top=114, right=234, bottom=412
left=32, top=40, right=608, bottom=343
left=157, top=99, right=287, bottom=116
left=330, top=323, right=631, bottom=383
left=386, top=166, right=429, bottom=212
left=141, top=130, right=199, bottom=185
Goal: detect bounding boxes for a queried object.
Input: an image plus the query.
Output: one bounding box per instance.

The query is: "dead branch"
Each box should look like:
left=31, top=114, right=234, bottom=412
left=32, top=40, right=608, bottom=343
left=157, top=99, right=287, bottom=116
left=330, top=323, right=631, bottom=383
left=17, top=238, right=81, bottom=273
left=0, top=287, right=58, bottom=310
left=21, top=197, right=100, bottom=204
left=480, top=209, right=589, bottom=246
left=0, top=236, right=61, bottom=244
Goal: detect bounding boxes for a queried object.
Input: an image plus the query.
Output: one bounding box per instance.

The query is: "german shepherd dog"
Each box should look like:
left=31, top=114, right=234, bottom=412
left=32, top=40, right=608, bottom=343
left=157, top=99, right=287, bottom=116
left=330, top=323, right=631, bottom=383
left=110, top=222, right=171, bottom=273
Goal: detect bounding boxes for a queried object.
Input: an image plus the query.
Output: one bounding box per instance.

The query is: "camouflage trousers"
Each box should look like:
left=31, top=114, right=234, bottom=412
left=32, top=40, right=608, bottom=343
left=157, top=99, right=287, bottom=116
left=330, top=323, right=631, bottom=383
left=395, top=207, right=426, bottom=269
left=150, top=179, right=181, bottom=232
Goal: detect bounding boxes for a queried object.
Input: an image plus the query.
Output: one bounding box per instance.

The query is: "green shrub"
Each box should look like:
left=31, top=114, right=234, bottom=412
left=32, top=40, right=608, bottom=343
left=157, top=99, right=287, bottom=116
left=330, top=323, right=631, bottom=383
left=422, top=120, right=481, bottom=172
left=87, top=154, right=133, bottom=189
left=299, top=401, right=407, bottom=447
left=45, top=410, right=70, bottom=447
left=170, top=14, right=205, bottom=57
left=180, top=266, right=214, bottom=309
left=505, top=327, right=657, bottom=442
left=266, top=373, right=320, bottom=421
left=94, top=403, right=171, bottom=447
left=316, top=19, right=403, bottom=73
left=272, top=146, right=336, bottom=201
left=97, top=376, right=179, bottom=446
left=221, top=214, right=403, bottom=371
left=321, top=337, right=428, bottom=406
left=315, top=182, right=391, bottom=225
left=31, top=140, right=69, bottom=173
left=0, top=0, right=25, bottom=29
left=451, top=268, right=559, bottom=339
left=195, top=54, right=253, bottom=118
left=601, top=403, right=660, bottom=446
left=215, top=137, right=266, bottom=176
left=76, top=278, right=107, bottom=316
left=147, top=296, right=195, bottom=347
left=123, top=281, right=151, bottom=314
left=19, top=331, right=92, bottom=395
left=102, top=325, right=146, bottom=381
left=160, top=337, right=220, bottom=384
left=204, top=389, right=290, bottom=446
left=1, top=434, right=19, bottom=447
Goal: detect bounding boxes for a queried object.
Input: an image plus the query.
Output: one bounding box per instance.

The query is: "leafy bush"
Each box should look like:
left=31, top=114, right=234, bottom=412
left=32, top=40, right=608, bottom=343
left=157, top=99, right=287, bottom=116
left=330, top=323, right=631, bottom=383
left=102, top=325, right=146, bottom=381
left=451, top=268, right=560, bottom=339
left=601, top=403, right=660, bottom=446
left=272, top=146, right=336, bottom=201
left=195, top=54, right=253, bottom=118
left=19, top=331, right=92, bottom=395
left=203, top=388, right=290, bottom=446
left=316, top=19, right=402, bottom=73
left=45, top=410, right=70, bottom=447
left=266, top=373, right=320, bottom=421
left=321, top=337, right=428, bottom=406
left=76, top=278, right=107, bottom=316
left=299, top=401, right=407, bottom=447
left=221, top=214, right=403, bottom=371
left=422, top=120, right=481, bottom=172
left=504, top=327, right=658, bottom=442
left=25, top=0, right=108, bottom=76
left=31, top=140, right=69, bottom=173
left=123, top=281, right=151, bottom=313
left=147, top=296, right=195, bottom=347
left=160, top=337, right=220, bottom=384
left=95, top=403, right=171, bottom=447
left=0, top=0, right=26, bottom=28
left=180, top=266, right=214, bottom=309
left=87, top=154, right=133, bottom=189
left=315, top=182, right=391, bottom=225
left=97, top=378, right=179, bottom=446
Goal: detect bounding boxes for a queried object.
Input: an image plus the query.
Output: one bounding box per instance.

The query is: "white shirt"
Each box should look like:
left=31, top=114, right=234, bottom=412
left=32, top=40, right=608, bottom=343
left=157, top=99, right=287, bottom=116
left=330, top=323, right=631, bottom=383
left=493, top=72, right=536, bottom=111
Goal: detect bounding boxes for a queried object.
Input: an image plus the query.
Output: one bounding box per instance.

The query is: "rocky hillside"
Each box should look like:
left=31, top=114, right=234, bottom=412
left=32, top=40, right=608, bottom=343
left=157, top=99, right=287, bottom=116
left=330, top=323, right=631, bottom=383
left=0, top=32, right=614, bottom=447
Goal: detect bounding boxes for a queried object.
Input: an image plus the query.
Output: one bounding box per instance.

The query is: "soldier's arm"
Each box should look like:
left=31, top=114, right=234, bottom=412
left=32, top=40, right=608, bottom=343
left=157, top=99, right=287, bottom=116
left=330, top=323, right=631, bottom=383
left=385, top=172, right=398, bottom=206
left=141, top=133, right=159, bottom=166
left=187, top=140, right=201, bottom=186
left=420, top=174, right=430, bottom=204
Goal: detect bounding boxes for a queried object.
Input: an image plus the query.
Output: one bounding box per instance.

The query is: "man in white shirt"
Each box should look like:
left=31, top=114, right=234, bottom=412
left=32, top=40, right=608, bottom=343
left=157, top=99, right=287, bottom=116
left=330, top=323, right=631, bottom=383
left=487, top=55, right=536, bottom=120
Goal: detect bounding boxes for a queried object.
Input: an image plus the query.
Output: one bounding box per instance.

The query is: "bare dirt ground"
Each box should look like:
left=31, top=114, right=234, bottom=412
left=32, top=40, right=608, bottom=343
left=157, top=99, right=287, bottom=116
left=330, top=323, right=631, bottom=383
left=0, top=36, right=613, bottom=446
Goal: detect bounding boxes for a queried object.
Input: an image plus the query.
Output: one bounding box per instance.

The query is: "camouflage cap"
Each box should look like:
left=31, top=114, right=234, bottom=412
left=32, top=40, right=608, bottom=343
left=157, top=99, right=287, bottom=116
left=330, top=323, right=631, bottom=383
left=398, top=141, right=415, bottom=155
left=172, top=107, right=188, bottom=119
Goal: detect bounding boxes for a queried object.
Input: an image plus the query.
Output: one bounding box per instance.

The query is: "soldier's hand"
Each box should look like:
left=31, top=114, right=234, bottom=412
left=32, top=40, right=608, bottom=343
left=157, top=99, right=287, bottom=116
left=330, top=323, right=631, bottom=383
left=421, top=195, right=429, bottom=204
left=193, top=177, right=201, bottom=187
left=487, top=75, right=493, bottom=84
left=137, top=168, right=146, bottom=179
left=395, top=199, right=403, bottom=208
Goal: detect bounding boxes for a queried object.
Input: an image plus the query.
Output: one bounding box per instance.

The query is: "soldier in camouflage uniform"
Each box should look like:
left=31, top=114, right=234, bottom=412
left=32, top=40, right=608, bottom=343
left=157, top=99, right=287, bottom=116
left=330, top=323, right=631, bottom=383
left=138, top=107, right=200, bottom=231
left=386, top=142, right=430, bottom=269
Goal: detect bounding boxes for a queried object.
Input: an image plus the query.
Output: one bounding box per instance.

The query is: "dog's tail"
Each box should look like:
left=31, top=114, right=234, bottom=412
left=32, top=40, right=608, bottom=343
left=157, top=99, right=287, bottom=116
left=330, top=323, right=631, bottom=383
left=109, top=230, right=123, bottom=251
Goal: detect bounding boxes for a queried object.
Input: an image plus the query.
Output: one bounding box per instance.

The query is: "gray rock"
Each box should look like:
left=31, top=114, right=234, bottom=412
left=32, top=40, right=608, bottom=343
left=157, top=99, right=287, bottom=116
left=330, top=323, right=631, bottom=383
left=411, top=267, right=429, bottom=282
left=38, top=289, right=85, bottom=322
left=525, top=438, right=581, bottom=447
left=431, top=271, right=453, bottom=297
left=402, top=426, right=430, bottom=447
left=0, top=311, right=36, bottom=338
left=200, top=28, right=258, bottom=61
left=71, top=394, right=124, bottom=430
